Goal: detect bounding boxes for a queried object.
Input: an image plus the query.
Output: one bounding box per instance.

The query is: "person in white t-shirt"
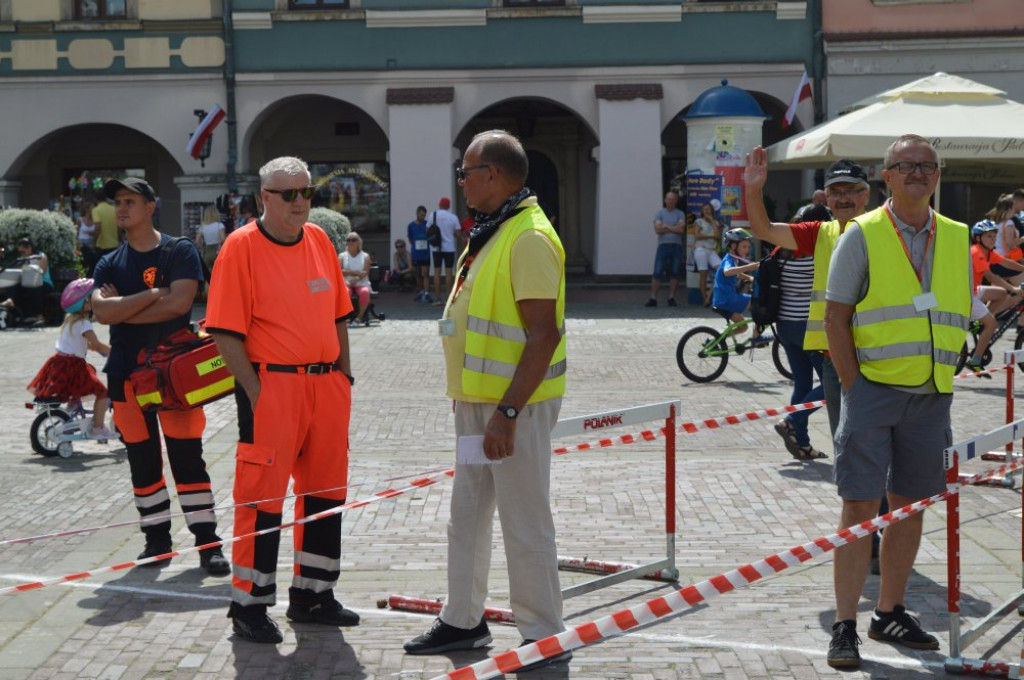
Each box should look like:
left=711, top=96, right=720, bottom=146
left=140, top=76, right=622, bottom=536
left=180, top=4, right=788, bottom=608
left=195, top=205, right=227, bottom=272
left=430, top=197, right=462, bottom=306
left=340, top=231, right=373, bottom=326
left=26, top=278, right=113, bottom=437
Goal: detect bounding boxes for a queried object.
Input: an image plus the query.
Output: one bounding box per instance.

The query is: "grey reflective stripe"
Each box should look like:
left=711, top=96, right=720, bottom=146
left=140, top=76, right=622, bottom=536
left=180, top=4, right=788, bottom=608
left=134, top=488, right=170, bottom=509
left=234, top=565, right=277, bottom=587
left=232, top=586, right=275, bottom=607
left=183, top=509, right=217, bottom=526
left=810, top=290, right=827, bottom=302
left=467, top=315, right=527, bottom=343
left=179, top=491, right=215, bottom=507
left=295, top=550, right=341, bottom=573
left=464, top=354, right=567, bottom=380
left=805, top=320, right=825, bottom=333
left=934, top=348, right=961, bottom=367
left=292, top=575, right=335, bottom=592
left=466, top=315, right=566, bottom=342
left=931, top=310, right=970, bottom=329
left=139, top=511, right=171, bottom=527
left=856, top=341, right=932, bottom=362
left=852, top=304, right=922, bottom=327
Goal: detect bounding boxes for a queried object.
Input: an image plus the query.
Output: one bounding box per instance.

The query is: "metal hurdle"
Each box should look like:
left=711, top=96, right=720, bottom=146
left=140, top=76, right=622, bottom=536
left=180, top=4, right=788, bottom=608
left=550, top=400, right=680, bottom=598
left=944, top=417, right=1024, bottom=677
left=978, top=350, right=1024, bottom=488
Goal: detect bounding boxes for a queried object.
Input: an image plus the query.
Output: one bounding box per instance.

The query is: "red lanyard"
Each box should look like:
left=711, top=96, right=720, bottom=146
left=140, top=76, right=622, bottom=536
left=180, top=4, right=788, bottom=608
left=884, top=204, right=933, bottom=284
left=451, top=251, right=477, bottom=303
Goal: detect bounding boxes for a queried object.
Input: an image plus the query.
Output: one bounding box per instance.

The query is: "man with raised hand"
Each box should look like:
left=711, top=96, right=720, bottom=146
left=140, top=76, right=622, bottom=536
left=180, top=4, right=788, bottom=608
left=823, top=134, right=971, bottom=667
left=404, top=130, right=570, bottom=673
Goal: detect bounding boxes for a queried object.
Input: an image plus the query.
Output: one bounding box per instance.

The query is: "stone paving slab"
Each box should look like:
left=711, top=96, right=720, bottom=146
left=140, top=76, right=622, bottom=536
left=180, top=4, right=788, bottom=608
left=0, top=289, right=1020, bottom=679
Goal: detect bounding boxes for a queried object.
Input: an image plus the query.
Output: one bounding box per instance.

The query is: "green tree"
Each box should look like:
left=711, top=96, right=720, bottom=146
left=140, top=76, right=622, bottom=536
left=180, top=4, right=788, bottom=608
left=307, top=207, right=351, bottom=254
left=0, top=209, right=79, bottom=270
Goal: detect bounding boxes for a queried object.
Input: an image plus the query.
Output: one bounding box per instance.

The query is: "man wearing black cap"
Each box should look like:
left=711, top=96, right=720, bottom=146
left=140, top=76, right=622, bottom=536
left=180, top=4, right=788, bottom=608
left=90, top=177, right=229, bottom=576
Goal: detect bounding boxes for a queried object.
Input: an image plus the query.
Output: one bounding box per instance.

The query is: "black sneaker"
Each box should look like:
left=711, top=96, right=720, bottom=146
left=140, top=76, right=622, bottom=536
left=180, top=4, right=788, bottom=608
left=404, top=617, right=491, bottom=655
left=286, top=596, right=360, bottom=627
left=199, top=548, right=231, bottom=576
left=136, top=541, right=173, bottom=568
left=868, top=605, right=939, bottom=650
left=517, top=639, right=573, bottom=672
left=667, top=297, right=678, bottom=307
left=229, top=603, right=283, bottom=644
left=644, top=298, right=657, bottom=307
left=827, top=620, right=861, bottom=668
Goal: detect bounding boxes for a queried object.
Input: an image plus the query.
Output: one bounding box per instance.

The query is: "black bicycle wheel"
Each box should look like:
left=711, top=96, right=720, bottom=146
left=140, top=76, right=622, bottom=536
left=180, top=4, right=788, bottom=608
left=30, top=410, right=70, bottom=457
left=954, top=339, right=971, bottom=375
left=677, top=326, right=729, bottom=383
left=772, top=337, right=793, bottom=380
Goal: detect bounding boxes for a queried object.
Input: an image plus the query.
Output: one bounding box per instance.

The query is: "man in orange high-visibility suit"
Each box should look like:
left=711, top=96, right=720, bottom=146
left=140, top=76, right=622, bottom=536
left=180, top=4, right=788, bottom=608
left=207, top=156, right=358, bottom=644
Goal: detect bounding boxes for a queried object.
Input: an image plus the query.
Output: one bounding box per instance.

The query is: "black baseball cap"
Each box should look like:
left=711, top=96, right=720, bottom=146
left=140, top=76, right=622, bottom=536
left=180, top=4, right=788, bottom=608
left=824, top=159, right=869, bottom=187
left=104, top=177, right=156, bottom=202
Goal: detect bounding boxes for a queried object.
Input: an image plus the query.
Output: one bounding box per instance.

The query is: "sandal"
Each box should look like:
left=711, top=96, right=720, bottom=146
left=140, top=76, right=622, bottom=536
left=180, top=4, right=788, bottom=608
left=793, top=445, right=828, bottom=461
left=773, top=420, right=802, bottom=457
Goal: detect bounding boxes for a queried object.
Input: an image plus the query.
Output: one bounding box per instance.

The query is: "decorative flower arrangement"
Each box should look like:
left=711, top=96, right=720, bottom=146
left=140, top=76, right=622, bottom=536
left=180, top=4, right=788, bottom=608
left=0, top=209, right=79, bottom=270
left=307, top=207, right=352, bottom=254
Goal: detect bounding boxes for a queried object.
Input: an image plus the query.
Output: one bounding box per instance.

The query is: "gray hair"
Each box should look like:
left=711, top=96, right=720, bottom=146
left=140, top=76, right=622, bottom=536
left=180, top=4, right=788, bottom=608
left=883, top=134, right=939, bottom=167
left=259, top=156, right=311, bottom=186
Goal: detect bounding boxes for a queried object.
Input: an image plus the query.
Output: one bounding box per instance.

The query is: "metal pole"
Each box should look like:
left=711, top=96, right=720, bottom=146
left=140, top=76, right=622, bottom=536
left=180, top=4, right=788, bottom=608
left=946, top=449, right=962, bottom=661
left=666, top=403, right=677, bottom=578
left=222, top=0, right=238, bottom=193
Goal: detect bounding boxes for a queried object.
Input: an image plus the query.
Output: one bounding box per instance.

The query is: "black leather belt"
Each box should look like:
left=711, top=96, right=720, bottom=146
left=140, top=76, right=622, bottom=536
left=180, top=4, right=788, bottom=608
left=253, top=361, right=340, bottom=375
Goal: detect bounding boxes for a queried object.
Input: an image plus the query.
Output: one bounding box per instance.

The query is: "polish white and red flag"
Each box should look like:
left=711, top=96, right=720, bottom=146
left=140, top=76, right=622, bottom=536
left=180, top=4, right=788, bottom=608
left=186, top=104, right=226, bottom=159
left=782, top=69, right=812, bottom=129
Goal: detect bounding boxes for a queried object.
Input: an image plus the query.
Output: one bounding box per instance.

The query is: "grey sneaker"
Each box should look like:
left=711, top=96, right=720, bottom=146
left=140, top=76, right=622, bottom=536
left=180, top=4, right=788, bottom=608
left=404, top=617, right=491, bottom=655
left=827, top=620, right=861, bottom=668
left=868, top=605, right=939, bottom=650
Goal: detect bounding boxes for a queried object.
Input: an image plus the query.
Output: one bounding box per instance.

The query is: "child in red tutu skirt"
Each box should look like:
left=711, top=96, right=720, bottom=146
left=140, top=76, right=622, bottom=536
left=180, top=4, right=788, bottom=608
left=27, top=278, right=114, bottom=438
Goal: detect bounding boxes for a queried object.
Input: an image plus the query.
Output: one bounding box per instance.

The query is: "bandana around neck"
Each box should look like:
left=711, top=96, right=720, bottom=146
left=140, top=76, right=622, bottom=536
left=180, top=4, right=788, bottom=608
left=466, top=187, right=532, bottom=257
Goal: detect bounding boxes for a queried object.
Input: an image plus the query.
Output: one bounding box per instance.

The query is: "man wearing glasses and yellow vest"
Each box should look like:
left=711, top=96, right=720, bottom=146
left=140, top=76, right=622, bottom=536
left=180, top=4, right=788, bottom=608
left=404, top=130, right=570, bottom=672
left=823, top=134, right=971, bottom=668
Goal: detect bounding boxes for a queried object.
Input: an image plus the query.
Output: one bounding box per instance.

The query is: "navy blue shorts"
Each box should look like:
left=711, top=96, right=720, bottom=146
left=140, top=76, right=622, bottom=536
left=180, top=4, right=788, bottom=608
left=652, top=243, right=683, bottom=279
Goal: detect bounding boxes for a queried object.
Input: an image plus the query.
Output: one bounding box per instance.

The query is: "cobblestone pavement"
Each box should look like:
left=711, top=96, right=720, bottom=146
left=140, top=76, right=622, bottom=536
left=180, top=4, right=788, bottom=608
left=0, top=287, right=1020, bottom=679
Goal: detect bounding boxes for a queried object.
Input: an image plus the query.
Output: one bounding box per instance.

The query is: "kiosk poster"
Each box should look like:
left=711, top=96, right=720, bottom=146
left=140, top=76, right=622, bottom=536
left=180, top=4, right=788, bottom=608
left=716, top=166, right=745, bottom=220
left=685, top=174, right=723, bottom=217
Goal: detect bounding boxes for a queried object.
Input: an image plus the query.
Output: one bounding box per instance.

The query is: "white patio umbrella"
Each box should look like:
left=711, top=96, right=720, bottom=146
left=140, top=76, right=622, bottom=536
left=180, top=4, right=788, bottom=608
left=766, top=72, right=1024, bottom=178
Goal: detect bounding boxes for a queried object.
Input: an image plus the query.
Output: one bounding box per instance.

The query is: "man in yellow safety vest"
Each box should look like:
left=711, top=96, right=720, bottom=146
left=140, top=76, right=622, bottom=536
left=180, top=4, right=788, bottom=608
left=404, top=130, right=571, bottom=673
left=823, top=134, right=971, bottom=668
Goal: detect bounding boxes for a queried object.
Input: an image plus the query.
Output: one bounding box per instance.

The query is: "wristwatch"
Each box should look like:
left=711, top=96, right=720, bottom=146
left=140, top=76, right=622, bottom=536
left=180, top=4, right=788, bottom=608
left=496, top=404, right=519, bottom=420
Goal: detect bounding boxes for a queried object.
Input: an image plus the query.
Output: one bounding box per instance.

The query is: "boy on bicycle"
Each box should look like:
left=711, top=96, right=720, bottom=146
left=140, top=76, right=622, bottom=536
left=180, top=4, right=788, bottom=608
left=967, top=220, right=1024, bottom=373
left=713, top=228, right=768, bottom=345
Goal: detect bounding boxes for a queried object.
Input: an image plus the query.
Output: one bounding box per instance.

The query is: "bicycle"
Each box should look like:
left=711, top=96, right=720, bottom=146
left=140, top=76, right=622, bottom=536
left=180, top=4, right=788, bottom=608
left=956, top=291, right=1024, bottom=376
left=676, top=310, right=791, bottom=383
left=26, top=398, right=119, bottom=459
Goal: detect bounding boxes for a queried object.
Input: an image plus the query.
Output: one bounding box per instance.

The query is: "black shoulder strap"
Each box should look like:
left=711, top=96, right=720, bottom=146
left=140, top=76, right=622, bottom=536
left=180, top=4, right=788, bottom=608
left=157, top=236, right=210, bottom=288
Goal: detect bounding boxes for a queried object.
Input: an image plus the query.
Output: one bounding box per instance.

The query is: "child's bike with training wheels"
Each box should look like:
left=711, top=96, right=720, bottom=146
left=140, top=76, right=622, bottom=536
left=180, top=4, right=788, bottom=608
left=26, top=398, right=119, bottom=459
left=676, top=310, right=791, bottom=383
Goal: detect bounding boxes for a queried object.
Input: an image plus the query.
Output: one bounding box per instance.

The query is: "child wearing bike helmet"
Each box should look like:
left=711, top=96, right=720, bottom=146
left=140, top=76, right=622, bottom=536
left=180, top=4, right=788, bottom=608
left=713, top=228, right=766, bottom=340
left=26, top=278, right=114, bottom=438
left=965, top=220, right=1024, bottom=374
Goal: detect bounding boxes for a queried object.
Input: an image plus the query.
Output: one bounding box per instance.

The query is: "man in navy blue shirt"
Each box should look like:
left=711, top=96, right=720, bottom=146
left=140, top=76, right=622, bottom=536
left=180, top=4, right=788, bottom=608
left=91, top=177, right=229, bottom=576
left=407, top=205, right=431, bottom=301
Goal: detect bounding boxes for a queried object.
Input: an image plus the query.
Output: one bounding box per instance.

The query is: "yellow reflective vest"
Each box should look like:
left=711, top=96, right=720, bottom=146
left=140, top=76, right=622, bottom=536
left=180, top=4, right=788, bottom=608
left=461, top=202, right=566, bottom=403
left=803, top=219, right=843, bottom=351
left=851, top=206, right=970, bottom=393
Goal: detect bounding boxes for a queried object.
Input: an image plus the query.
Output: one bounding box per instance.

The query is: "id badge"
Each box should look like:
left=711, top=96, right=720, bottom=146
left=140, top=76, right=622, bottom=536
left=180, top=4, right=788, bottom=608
left=913, top=291, right=939, bottom=312
left=438, top=318, right=455, bottom=336
left=415, top=239, right=428, bottom=251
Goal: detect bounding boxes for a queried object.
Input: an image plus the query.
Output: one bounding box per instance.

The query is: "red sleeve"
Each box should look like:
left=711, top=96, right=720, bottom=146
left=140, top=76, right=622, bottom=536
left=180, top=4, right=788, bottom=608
left=990, top=250, right=1005, bottom=265
left=789, top=221, right=821, bottom=258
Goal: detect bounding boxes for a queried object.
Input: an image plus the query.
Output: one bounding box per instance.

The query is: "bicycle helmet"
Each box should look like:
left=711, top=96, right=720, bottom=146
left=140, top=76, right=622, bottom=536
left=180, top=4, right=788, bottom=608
left=60, top=278, right=94, bottom=314
left=972, top=219, right=998, bottom=237
left=723, top=228, right=753, bottom=244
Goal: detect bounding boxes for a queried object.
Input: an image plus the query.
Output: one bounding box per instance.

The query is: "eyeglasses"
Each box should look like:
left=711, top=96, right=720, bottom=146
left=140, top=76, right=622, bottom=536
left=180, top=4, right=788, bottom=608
left=395, top=243, right=405, bottom=248
left=345, top=237, right=359, bottom=243
left=826, top=187, right=867, bottom=200
left=885, top=161, right=940, bottom=176
left=456, top=164, right=490, bottom=181
left=264, top=186, right=316, bottom=202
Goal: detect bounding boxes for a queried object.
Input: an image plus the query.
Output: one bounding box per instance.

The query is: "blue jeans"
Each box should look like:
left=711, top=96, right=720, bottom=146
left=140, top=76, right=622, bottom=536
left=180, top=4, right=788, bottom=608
left=652, top=243, right=683, bottom=280
left=777, top=320, right=823, bottom=447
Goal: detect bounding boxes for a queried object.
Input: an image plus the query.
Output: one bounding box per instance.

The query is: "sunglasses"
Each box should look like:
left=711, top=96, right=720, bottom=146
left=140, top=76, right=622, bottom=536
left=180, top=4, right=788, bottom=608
left=395, top=243, right=405, bottom=248
left=456, top=164, right=490, bottom=181
left=264, top=186, right=316, bottom=202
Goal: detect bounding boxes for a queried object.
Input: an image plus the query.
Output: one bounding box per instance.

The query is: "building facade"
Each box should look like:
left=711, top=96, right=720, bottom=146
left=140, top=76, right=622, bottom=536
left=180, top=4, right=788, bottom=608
left=0, top=0, right=816, bottom=277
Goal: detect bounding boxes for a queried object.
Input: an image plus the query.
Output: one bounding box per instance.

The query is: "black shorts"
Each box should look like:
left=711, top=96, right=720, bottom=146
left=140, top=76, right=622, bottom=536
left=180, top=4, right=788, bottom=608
left=432, top=251, right=455, bottom=269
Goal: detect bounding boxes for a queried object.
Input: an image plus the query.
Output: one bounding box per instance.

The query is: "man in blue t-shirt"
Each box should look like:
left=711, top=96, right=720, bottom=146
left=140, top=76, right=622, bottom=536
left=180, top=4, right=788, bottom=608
left=91, top=177, right=229, bottom=576
left=645, top=190, right=686, bottom=307
left=407, top=205, right=431, bottom=302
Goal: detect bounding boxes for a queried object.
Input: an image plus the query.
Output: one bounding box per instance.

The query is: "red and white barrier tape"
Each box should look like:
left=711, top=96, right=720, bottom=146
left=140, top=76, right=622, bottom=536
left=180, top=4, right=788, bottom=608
left=553, top=400, right=826, bottom=454
left=955, top=366, right=1004, bottom=379
left=0, top=469, right=454, bottom=595
left=433, top=459, right=1024, bottom=680
left=385, top=595, right=515, bottom=625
